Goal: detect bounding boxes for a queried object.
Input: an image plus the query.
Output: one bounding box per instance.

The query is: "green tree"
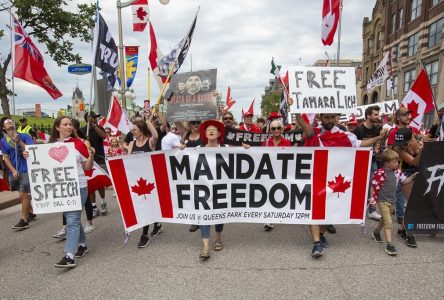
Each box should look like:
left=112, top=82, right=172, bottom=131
left=0, top=0, right=96, bottom=116
left=261, top=93, right=281, bottom=117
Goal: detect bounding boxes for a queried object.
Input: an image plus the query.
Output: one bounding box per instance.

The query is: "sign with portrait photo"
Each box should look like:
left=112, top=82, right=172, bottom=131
left=166, top=69, right=217, bottom=122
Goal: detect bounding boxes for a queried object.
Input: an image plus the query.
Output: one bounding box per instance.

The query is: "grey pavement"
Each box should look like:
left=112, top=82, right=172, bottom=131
left=0, top=191, right=443, bottom=299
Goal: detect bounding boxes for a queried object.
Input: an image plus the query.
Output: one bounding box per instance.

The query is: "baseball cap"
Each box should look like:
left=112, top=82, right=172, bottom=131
left=395, top=107, right=412, bottom=116
left=84, top=111, right=101, bottom=121
left=394, top=127, right=413, bottom=147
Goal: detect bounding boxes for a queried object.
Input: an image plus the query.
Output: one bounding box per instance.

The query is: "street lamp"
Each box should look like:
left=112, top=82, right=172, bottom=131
left=114, top=88, right=136, bottom=111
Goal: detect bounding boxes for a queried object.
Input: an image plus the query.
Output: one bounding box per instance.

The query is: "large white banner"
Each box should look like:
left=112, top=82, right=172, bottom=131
left=107, top=147, right=372, bottom=232
left=26, top=143, right=82, bottom=214
left=339, top=100, right=400, bottom=121
left=288, top=66, right=357, bottom=114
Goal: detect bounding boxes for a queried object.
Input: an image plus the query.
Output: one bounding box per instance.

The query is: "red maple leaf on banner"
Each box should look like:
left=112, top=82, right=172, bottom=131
left=136, top=7, right=148, bottom=21
left=406, top=101, right=419, bottom=121
left=328, top=174, right=351, bottom=198
left=131, top=178, right=155, bottom=199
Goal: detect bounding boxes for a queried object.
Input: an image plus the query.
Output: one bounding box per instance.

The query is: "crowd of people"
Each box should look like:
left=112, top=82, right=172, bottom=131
left=0, top=103, right=442, bottom=268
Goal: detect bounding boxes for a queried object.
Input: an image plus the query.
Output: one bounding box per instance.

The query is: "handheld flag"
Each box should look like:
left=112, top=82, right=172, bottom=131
left=106, top=95, right=133, bottom=134
left=224, top=86, right=236, bottom=111
left=148, top=21, right=168, bottom=89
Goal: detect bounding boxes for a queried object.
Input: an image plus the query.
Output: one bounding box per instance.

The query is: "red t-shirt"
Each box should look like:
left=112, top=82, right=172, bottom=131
left=387, top=126, right=421, bottom=145
left=239, top=124, right=262, bottom=133
left=262, top=137, right=291, bottom=147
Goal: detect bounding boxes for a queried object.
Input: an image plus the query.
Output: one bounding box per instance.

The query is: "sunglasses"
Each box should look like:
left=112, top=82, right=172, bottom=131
left=271, top=126, right=282, bottom=131
left=223, top=117, right=233, bottom=121
left=190, top=121, right=201, bottom=125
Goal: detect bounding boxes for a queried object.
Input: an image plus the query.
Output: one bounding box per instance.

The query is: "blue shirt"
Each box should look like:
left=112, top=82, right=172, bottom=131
left=0, top=133, right=34, bottom=174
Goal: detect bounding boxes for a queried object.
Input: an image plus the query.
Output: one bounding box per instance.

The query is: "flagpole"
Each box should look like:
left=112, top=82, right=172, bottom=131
left=147, top=66, right=151, bottom=104
left=9, top=8, right=16, bottom=120
left=87, top=0, right=100, bottom=137
left=153, top=61, right=175, bottom=114
left=336, top=0, right=343, bottom=66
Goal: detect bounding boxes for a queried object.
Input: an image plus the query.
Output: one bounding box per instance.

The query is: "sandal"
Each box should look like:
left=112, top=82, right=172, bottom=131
left=199, top=248, right=210, bottom=260
left=214, top=242, right=223, bottom=251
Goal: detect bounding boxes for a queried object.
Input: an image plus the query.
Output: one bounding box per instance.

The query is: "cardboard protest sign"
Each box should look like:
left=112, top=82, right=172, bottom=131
left=288, top=66, right=357, bottom=114
left=405, top=142, right=444, bottom=234
left=26, top=143, right=82, bottom=214
left=107, top=147, right=371, bottom=232
left=338, top=100, right=399, bottom=122
left=224, top=127, right=304, bottom=146
left=166, top=69, right=217, bottom=122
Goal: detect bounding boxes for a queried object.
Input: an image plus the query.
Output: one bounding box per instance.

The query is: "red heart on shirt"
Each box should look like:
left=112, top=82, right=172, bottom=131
left=48, top=146, right=69, bottom=163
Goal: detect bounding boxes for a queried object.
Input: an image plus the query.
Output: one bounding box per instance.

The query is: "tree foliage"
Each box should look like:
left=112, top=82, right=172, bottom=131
left=261, top=93, right=281, bottom=117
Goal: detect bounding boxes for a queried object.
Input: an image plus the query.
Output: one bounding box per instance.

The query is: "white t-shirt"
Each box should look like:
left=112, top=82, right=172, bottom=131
left=161, top=132, right=181, bottom=150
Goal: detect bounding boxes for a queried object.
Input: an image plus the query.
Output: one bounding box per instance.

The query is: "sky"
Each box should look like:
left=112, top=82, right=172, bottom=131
left=0, top=0, right=375, bottom=120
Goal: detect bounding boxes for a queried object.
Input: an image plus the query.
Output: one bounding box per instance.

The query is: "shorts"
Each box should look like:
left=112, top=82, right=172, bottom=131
left=9, top=173, right=30, bottom=193
left=378, top=201, right=396, bottom=229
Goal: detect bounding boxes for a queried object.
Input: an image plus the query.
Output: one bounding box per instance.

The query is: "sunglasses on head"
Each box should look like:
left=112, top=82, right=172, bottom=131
left=271, top=126, right=282, bottom=131
left=190, top=121, right=201, bottom=125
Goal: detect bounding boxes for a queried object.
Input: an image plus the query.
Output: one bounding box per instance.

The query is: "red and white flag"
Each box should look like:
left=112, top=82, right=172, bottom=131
left=224, top=86, right=236, bottom=111
left=85, top=163, right=112, bottom=195
left=302, top=113, right=316, bottom=125
left=321, top=0, right=341, bottom=46
left=37, top=131, right=50, bottom=143
left=106, top=95, right=133, bottom=134
left=401, top=68, right=435, bottom=129
left=132, top=0, right=149, bottom=32
left=148, top=21, right=168, bottom=89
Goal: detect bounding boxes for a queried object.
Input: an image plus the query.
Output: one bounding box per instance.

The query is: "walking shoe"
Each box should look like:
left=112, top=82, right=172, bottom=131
left=404, top=234, right=418, bottom=248
left=138, top=235, right=150, bottom=248
left=372, top=231, right=383, bottom=243
left=151, top=224, right=163, bottom=237
left=92, top=207, right=100, bottom=218
left=264, top=224, right=274, bottom=231
left=54, top=256, right=76, bottom=268
left=53, top=228, right=66, bottom=239
left=311, top=243, right=323, bottom=258
left=320, top=234, right=329, bottom=248
left=75, top=245, right=88, bottom=258
left=27, top=213, right=37, bottom=223
left=199, top=248, right=210, bottom=260
left=12, top=219, right=29, bottom=230
left=84, top=223, right=96, bottom=234
left=326, top=225, right=336, bottom=234
left=100, top=202, right=108, bottom=216
left=385, top=244, right=397, bottom=256
left=189, top=225, right=199, bottom=232
left=397, top=229, right=407, bottom=239
left=368, top=211, right=382, bottom=221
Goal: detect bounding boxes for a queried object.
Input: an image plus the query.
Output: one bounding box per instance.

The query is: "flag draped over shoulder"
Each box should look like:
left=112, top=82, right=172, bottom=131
left=321, top=0, right=341, bottom=46
left=131, top=0, right=149, bottom=32
left=13, top=15, right=62, bottom=100
left=94, top=13, right=119, bottom=89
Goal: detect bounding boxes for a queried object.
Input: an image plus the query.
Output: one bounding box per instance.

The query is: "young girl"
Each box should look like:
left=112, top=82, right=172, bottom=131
left=107, top=137, right=123, bottom=157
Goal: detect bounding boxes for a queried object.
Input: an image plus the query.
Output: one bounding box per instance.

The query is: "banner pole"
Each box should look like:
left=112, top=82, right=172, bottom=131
left=152, top=61, right=175, bottom=114
left=9, top=8, right=16, bottom=119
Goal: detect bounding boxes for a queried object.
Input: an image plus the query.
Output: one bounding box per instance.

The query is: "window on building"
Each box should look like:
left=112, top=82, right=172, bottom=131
left=398, top=9, right=404, bottom=29
left=392, top=43, right=401, bottom=62
left=404, top=69, right=416, bottom=92
left=386, top=76, right=398, bottom=98
left=425, top=60, right=439, bottom=86
left=407, top=32, right=419, bottom=56
left=393, top=76, right=398, bottom=98
left=432, top=0, right=442, bottom=7
left=376, top=32, right=382, bottom=49
left=428, top=18, right=444, bottom=48
left=367, top=38, right=373, bottom=53
left=410, top=0, right=422, bottom=21
left=391, top=13, right=396, bottom=34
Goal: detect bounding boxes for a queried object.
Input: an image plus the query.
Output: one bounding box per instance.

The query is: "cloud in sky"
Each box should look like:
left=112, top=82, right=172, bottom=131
left=0, top=0, right=374, bottom=120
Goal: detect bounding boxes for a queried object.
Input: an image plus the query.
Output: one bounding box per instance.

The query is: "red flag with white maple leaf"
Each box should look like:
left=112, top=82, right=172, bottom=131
left=401, top=68, right=435, bottom=129
left=132, top=0, right=149, bottom=32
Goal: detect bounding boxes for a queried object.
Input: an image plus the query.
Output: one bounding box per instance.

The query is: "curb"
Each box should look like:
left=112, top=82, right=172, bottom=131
left=0, top=196, right=21, bottom=210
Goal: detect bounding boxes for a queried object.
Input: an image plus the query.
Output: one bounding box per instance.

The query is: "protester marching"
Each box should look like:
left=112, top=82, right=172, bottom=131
left=0, top=1, right=443, bottom=288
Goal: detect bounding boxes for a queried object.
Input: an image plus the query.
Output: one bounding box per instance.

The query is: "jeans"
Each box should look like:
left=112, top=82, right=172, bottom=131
left=64, top=187, right=88, bottom=255
left=368, top=159, right=378, bottom=214
left=200, top=224, right=224, bottom=239
left=63, top=196, right=93, bottom=225
left=395, top=168, right=415, bottom=222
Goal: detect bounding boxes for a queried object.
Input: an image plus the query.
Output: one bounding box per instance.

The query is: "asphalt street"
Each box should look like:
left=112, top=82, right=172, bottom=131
left=1, top=191, right=443, bottom=299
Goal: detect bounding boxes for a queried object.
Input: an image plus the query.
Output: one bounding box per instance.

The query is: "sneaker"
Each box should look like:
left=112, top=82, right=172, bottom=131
left=84, top=223, right=95, bottom=234
left=199, top=248, right=210, bottom=260
left=311, top=243, right=323, bottom=258
left=27, top=213, right=37, bottom=223
left=100, top=202, right=108, bottom=216
left=320, top=234, right=329, bottom=248
left=385, top=244, right=397, bottom=256
left=326, top=225, right=336, bottom=234
left=138, top=235, right=150, bottom=248
left=75, top=245, right=88, bottom=258
left=397, top=229, right=407, bottom=239
left=12, top=219, right=29, bottom=230
left=53, top=228, right=66, bottom=239
left=372, top=231, right=383, bottom=243
left=54, top=256, right=76, bottom=268
left=368, top=211, right=382, bottom=221
left=404, top=234, right=418, bottom=248
left=264, top=224, right=274, bottom=231
left=189, top=225, right=199, bottom=232
left=92, top=207, right=100, bottom=218
left=151, top=224, right=163, bottom=237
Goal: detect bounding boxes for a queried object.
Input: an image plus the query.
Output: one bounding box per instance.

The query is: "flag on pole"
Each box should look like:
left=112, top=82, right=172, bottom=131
left=321, top=0, right=341, bottom=46
left=93, top=14, right=119, bottom=89
left=157, top=10, right=198, bottom=77
left=224, top=86, right=236, bottom=111
left=280, top=90, right=288, bottom=125
left=125, top=46, right=139, bottom=88
left=131, top=0, right=149, bottom=32
left=148, top=21, right=168, bottom=89
left=106, top=95, right=133, bottom=134
left=84, top=162, right=112, bottom=195
left=401, top=68, right=435, bottom=129
left=13, top=15, right=62, bottom=99
left=367, top=51, right=391, bottom=92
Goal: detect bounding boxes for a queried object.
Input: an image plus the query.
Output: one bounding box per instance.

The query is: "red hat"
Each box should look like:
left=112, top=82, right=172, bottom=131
left=267, top=112, right=282, bottom=120
left=243, top=98, right=255, bottom=117
left=200, top=120, right=225, bottom=145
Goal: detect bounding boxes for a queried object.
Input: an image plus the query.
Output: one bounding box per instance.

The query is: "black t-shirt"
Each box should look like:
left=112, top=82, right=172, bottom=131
left=81, top=125, right=105, bottom=164
left=155, top=127, right=166, bottom=151
left=124, top=131, right=134, bottom=144
left=352, top=124, right=381, bottom=140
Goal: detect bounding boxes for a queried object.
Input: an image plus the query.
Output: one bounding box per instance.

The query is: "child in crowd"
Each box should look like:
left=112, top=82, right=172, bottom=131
left=370, top=149, right=417, bottom=256
left=107, top=137, right=123, bottom=157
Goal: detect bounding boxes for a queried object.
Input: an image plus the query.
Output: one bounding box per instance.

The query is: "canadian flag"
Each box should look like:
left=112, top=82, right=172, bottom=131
left=132, top=0, right=149, bottom=32
left=148, top=21, right=168, bottom=89
left=401, top=68, right=435, bottom=129
left=37, top=131, right=50, bottom=143
left=106, top=95, right=133, bottom=134
left=84, top=163, right=112, bottom=195
left=321, top=0, right=341, bottom=46
left=224, top=86, right=236, bottom=111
